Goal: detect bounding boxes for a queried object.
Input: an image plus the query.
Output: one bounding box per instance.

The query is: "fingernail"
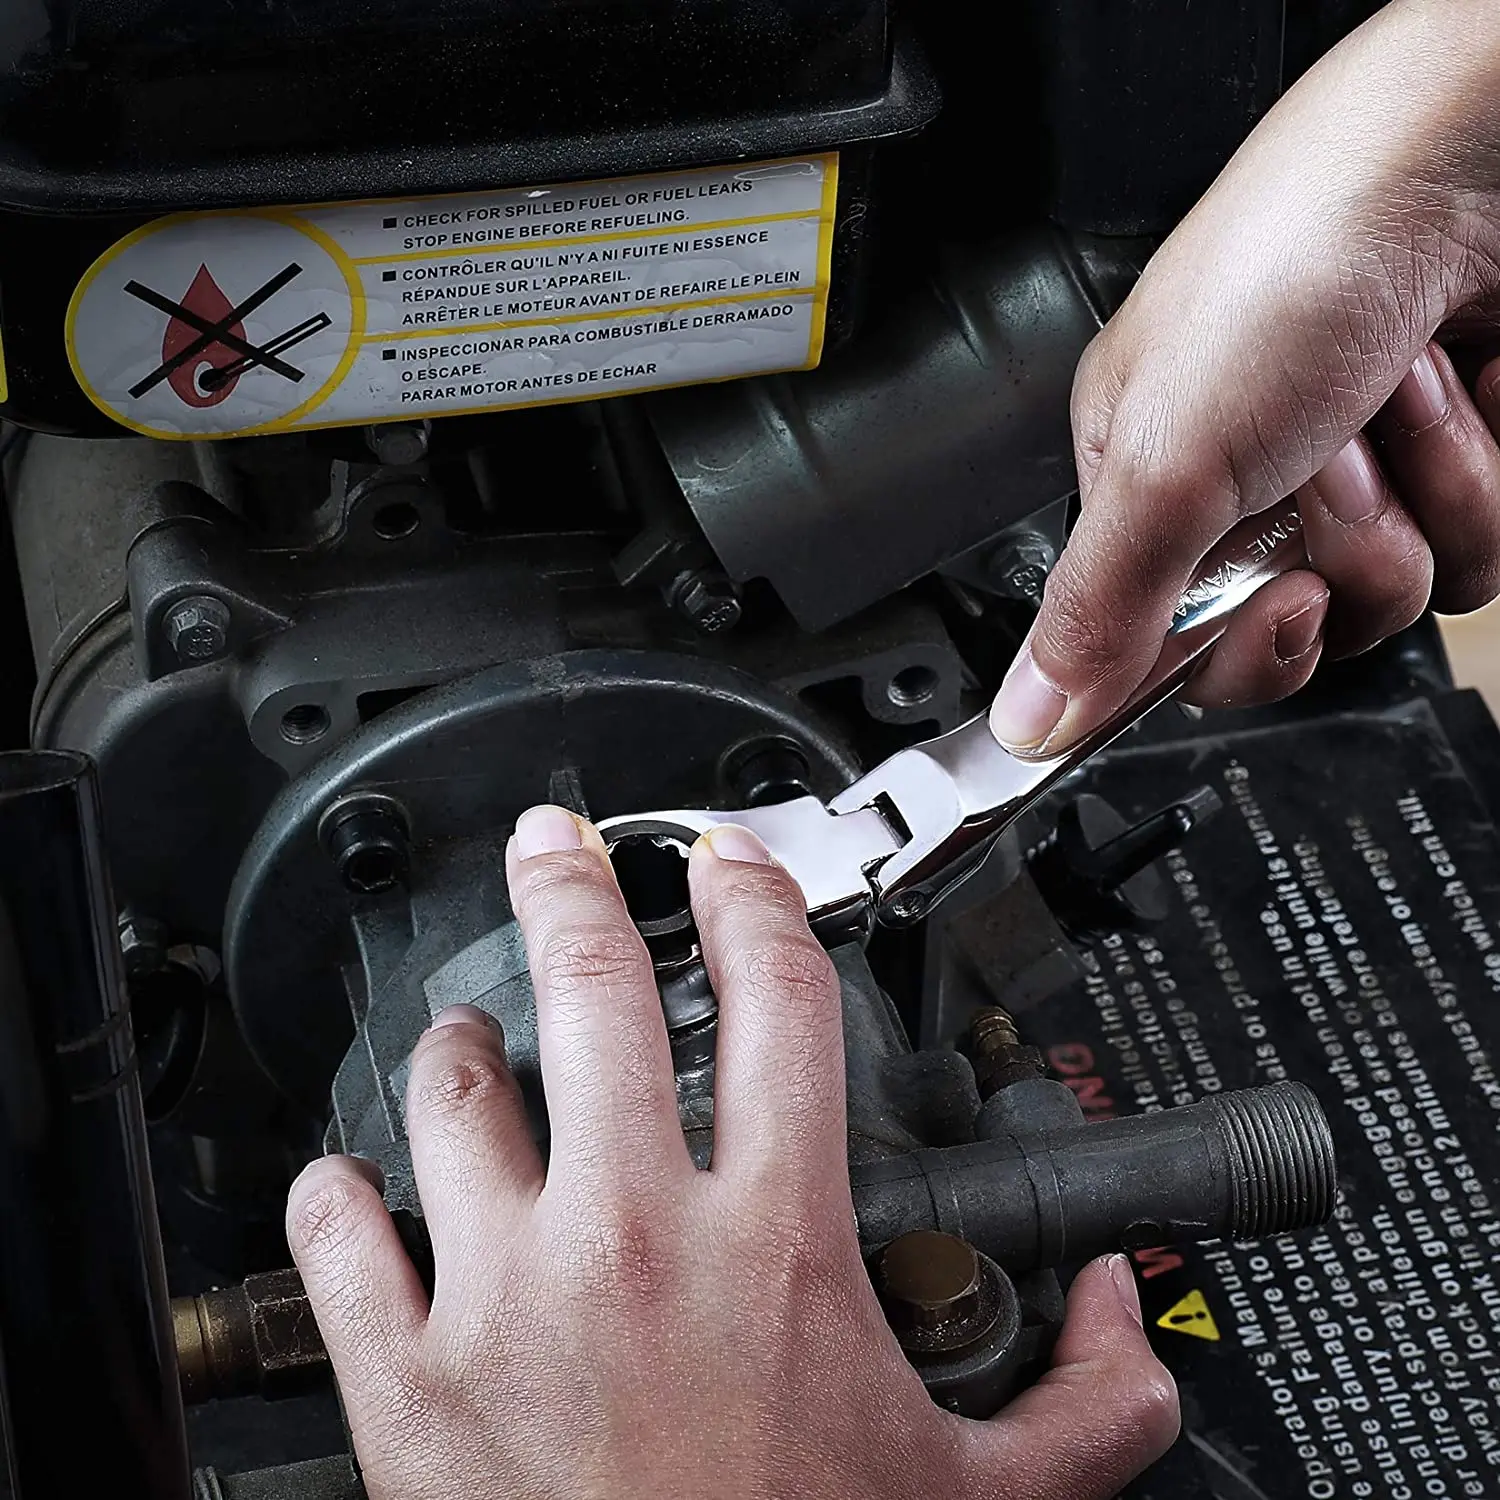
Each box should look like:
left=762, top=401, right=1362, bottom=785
left=1386, top=349, right=1450, bottom=435
left=431, top=1003, right=501, bottom=1033
left=1311, top=440, right=1384, bottom=526
left=989, top=643, right=1068, bottom=751
left=1273, top=592, right=1328, bottom=661
left=512, top=804, right=583, bottom=859
left=1109, top=1254, right=1143, bottom=1326
left=703, top=823, right=773, bottom=865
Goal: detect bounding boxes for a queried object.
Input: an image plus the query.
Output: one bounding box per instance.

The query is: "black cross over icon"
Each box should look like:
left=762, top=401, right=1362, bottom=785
left=124, top=263, right=329, bottom=401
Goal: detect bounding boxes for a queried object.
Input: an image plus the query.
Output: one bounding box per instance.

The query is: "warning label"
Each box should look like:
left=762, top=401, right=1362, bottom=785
left=65, top=155, right=837, bottom=439
left=1158, top=1289, right=1221, bottom=1341
left=1022, top=701, right=1500, bottom=1500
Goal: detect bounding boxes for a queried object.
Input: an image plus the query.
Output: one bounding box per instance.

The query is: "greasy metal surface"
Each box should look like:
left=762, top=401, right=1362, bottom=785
left=173, top=1271, right=329, bottom=1405
left=875, top=1230, right=984, bottom=1335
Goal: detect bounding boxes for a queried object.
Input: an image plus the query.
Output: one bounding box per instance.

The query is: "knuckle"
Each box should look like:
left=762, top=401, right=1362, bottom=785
left=1435, top=560, right=1500, bottom=614
left=1125, top=1356, right=1181, bottom=1425
left=535, top=923, right=648, bottom=996
left=703, top=856, right=806, bottom=918
left=725, top=933, right=839, bottom=1010
left=413, top=1050, right=511, bottom=1118
left=348, top=1368, right=442, bottom=1473
left=1372, top=522, right=1436, bottom=629
left=512, top=847, right=614, bottom=913
left=1036, top=563, right=1141, bottom=687
left=287, top=1167, right=380, bottom=1260
left=562, top=1204, right=679, bottom=1309
left=1070, top=335, right=1122, bottom=446
left=749, top=1202, right=850, bottom=1295
left=1118, top=1360, right=1182, bottom=1453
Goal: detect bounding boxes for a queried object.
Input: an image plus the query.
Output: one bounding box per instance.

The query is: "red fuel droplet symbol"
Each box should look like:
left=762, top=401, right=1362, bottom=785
left=164, top=265, right=244, bottom=408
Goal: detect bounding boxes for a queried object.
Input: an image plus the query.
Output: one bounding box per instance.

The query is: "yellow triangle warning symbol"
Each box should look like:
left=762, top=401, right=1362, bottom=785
left=1156, top=1289, right=1221, bottom=1341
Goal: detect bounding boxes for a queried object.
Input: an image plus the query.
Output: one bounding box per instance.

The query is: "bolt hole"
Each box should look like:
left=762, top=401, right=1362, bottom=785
left=279, top=703, right=331, bottom=746
left=607, top=833, right=692, bottom=928
left=372, top=502, right=421, bottom=540
left=887, top=665, right=940, bottom=710
left=342, top=845, right=402, bottom=894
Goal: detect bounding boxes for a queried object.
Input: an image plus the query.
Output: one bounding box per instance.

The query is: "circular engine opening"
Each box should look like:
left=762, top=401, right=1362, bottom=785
left=280, top=703, right=332, bottom=745
left=372, top=502, right=421, bottom=540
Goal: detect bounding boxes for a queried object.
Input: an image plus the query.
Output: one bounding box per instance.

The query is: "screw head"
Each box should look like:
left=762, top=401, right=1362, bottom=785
left=365, top=422, right=430, bottom=467
left=672, top=571, right=742, bottom=635
left=166, top=595, right=231, bottom=663
left=988, top=535, right=1056, bottom=603
left=886, top=890, right=928, bottom=924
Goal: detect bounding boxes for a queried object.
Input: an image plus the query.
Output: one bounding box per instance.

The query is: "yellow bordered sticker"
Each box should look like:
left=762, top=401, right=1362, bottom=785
left=65, top=154, right=839, bottom=441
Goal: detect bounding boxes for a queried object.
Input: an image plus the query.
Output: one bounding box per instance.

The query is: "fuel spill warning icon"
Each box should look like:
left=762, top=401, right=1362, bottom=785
left=67, top=209, right=357, bottom=440
left=1156, top=1289, right=1221, bottom=1341
left=123, top=262, right=333, bottom=409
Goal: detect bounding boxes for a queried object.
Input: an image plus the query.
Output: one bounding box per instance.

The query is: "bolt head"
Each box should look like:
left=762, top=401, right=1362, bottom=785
left=166, top=596, right=231, bottom=663
left=118, top=912, right=168, bottom=977
left=876, top=1231, right=986, bottom=1338
left=988, top=535, right=1057, bottom=603
left=886, top=891, right=928, bottom=924
left=319, top=795, right=411, bottom=895
left=1003, top=562, right=1049, bottom=601
left=677, top=575, right=742, bottom=634
left=365, top=422, right=430, bottom=467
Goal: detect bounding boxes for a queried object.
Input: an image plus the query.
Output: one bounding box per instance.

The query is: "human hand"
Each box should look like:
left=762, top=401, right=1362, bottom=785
left=992, top=0, right=1500, bottom=755
left=286, top=805, right=1178, bottom=1500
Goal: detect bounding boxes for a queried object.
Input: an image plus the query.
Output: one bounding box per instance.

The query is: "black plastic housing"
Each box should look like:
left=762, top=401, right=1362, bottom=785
left=0, top=2, right=938, bottom=435
left=1, top=0, right=893, bottom=187
left=0, top=751, right=191, bottom=1498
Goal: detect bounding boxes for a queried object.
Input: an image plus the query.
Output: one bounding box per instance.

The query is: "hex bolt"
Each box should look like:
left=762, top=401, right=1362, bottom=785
left=117, top=909, right=169, bottom=980
left=886, top=891, right=929, bottom=925
left=318, top=794, right=411, bottom=895
left=365, top=421, right=431, bottom=466
left=873, top=1231, right=1001, bottom=1357
left=172, top=1268, right=329, bottom=1404
left=668, top=569, right=742, bottom=634
left=165, top=595, right=231, bottom=663
left=987, top=534, right=1056, bottom=604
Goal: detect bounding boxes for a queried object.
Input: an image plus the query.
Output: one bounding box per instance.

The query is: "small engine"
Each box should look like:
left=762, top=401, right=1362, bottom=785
left=1, top=5, right=1443, bottom=1500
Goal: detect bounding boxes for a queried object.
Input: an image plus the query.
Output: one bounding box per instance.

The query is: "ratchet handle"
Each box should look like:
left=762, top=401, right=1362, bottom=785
left=1063, top=493, right=1310, bottom=762
left=845, top=495, right=1313, bottom=925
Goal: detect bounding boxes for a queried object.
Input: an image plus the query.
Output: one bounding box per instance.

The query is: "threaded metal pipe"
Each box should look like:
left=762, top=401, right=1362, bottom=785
left=1209, top=1082, right=1337, bottom=1240
left=852, top=1079, right=1340, bottom=1269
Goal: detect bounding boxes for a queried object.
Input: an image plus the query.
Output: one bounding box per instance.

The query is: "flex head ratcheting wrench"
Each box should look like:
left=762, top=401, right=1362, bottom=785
left=598, top=496, right=1310, bottom=929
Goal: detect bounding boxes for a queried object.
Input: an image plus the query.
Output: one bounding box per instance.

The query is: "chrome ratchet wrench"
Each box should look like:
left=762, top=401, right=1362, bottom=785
left=598, top=496, right=1310, bottom=928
